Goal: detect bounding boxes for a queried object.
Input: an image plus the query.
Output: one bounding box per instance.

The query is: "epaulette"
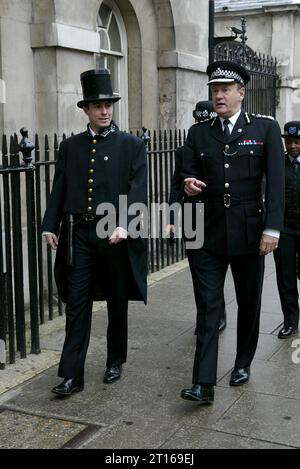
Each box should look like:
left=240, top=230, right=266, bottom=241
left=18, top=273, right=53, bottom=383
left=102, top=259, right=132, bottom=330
left=250, top=113, right=275, bottom=121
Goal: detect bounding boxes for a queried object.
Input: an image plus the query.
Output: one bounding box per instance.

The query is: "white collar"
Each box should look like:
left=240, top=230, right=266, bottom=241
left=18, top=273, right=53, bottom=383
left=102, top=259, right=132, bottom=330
left=219, top=109, right=241, bottom=128
left=289, top=154, right=300, bottom=163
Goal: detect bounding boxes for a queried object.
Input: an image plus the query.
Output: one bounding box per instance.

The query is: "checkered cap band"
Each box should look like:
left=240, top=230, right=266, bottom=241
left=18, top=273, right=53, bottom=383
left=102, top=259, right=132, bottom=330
left=210, top=67, right=244, bottom=84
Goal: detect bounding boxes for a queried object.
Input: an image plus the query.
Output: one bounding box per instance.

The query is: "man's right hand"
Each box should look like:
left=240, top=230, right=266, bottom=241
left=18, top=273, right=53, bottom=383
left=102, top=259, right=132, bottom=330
left=184, top=178, right=207, bottom=196
left=45, top=233, right=59, bottom=250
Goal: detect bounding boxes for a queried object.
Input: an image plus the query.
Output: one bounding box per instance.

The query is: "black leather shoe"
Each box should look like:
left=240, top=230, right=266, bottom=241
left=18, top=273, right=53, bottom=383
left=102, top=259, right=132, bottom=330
left=103, top=365, right=122, bottom=384
left=51, top=378, right=84, bottom=396
left=229, top=367, right=250, bottom=386
left=181, top=384, right=214, bottom=404
left=278, top=326, right=298, bottom=339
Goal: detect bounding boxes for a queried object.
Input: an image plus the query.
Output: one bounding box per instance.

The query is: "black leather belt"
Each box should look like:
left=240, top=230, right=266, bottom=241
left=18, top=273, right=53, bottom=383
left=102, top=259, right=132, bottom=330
left=73, top=214, right=102, bottom=224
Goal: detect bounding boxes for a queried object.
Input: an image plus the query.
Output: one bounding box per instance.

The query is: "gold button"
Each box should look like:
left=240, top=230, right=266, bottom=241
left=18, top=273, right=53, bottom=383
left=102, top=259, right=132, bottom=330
left=92, top=139, right=97, bottom=144
left=225, top=183, right=229, bottom=189
left=89, top=169, right=94, bottom=174
left=90, top=159, right=95, bottom=163
left=88, top=179, right=94, bottom=184
left=92, top=149, right=96, bottom=153
left=87, top=206, right=92, bottom=211
left=88, top=197, right=92, bottom=202
left=88, top=188, right=93, bottom=193
left=224, top=163, right=229, bottom=169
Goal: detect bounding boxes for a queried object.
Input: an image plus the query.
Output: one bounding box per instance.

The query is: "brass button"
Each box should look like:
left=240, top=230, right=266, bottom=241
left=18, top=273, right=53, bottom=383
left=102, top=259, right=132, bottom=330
left=92, top=149, right=96, bottom=154
left=104, top=156, right=109, bottom=161
left=88, top=197, right=92, bottom=202
left=90, top=159, right=95, bottom=163
left=87, top=206, right=92, bottom=211
left=89, top=169, right=94, bottom=174
left=88, top=188, right=93, bottom=193
left=92, top=139, right=97, bottom=144
left=88, top=179, right=94, bottom=184
left=224, top=163, right=229, bottom=169
left=225, top=183, right=230, bottom=189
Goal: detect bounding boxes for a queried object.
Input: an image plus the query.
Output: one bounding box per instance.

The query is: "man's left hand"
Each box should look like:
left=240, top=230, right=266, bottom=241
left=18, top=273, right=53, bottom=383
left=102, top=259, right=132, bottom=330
left=109, top=227, right=128, bottom=244
left=259, top=234, right=279, bottom=256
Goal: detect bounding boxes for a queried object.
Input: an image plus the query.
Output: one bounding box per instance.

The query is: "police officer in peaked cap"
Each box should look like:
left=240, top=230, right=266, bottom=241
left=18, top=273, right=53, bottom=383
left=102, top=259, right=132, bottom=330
left=273, top=121, right=300, bottom=339
left=180, top=60, right=285, bottom=404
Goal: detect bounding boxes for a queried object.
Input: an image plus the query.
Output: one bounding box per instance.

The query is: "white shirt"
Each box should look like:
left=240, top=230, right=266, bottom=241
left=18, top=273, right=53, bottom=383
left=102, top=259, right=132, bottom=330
left=219, top=109, right=241, bottom=134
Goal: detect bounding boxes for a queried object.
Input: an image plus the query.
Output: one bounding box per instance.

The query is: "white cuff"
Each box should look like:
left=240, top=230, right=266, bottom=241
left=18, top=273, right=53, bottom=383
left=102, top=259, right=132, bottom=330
left=263, top=229, right=280, bottom=239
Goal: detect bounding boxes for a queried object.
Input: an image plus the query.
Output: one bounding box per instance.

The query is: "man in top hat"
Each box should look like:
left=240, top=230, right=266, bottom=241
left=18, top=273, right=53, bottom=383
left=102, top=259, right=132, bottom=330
left=180, top=60, right=285, bottom=404
left=167, top=100, right=226, bottom=334
left=42, top=69, right=147, bottom=396
left=273, top=121, right=300, bottom=339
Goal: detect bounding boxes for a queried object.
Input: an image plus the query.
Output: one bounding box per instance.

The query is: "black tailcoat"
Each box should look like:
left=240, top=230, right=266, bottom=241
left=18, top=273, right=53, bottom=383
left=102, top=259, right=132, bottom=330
left=42, top=128, right=147, bottom=303
left=182, top=112, right=285, bottom=256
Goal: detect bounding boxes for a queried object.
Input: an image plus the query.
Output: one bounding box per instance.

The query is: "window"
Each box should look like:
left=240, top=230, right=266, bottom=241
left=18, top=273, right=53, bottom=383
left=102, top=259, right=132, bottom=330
left=96, top=1, right=128, bottom=129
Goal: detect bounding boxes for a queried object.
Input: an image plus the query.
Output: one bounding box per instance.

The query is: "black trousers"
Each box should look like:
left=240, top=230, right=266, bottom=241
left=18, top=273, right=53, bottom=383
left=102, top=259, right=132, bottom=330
left=186, top=249, right=226, bottom=321
left=273, top=232, right=300, bottom=329
left=192, top=248, right=265, bottom=385
left=58, top=221, right=130, bottom=379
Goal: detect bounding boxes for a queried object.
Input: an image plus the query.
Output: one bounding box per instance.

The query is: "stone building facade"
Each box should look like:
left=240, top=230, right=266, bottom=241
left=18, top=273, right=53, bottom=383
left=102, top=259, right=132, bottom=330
left=0, top=1, right=299, bottom=136
left=215, top=0, right=300, bottom=127
left=0, top=0, right=210, bottom=137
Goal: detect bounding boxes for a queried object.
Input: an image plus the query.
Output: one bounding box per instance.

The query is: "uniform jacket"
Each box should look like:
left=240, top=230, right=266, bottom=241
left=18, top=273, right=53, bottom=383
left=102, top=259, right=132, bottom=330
left=182, top=111, right=285, bottom=256
left=42, top=127, right=148, bottom=303
left=169, top=145, right=200, bottom=238
left=283, top=153, right=300, bottom=236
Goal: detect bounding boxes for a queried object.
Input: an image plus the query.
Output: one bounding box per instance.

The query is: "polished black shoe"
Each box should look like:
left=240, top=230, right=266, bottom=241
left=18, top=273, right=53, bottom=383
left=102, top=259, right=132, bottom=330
left=51, top=378, right=84, bottom=396
left=181, top=384, right=214, bottom=404
left=278, top=326, right=299, bottom=339
left=103, top=365, right=122, bottom=384
left=229, top=367, right=250, bottom=386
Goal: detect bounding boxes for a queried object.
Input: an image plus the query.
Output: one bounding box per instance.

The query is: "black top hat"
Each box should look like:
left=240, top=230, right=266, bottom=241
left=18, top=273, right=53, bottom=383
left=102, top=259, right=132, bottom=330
left=77, top=69, right=121, bottom=108
left=282, top=121, right=300, bottom=138
left=207, top=60, right=250, bottom=86
left=193, top=100, right=217, bottom=121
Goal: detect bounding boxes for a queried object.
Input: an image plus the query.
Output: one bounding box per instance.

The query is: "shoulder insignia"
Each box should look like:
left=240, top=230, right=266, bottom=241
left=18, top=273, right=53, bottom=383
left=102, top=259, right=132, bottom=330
left=250, top=113, right=274, bottom=121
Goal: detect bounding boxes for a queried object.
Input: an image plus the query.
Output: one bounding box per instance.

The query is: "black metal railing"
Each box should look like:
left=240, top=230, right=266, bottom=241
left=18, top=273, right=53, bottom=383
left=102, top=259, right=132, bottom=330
left=214, top=38, right=278, bottom=117
left=0, top=128, right=186, bottom=366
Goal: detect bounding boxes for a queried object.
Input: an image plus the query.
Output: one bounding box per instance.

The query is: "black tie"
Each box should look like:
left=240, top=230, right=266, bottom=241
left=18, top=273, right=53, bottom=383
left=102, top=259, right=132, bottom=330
left=223, top=119, right=230, bottom=140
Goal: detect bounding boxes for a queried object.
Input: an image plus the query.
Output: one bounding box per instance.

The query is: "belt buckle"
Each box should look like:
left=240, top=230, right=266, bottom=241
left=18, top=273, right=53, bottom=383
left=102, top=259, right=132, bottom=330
left=83, top=213, right=95, bottom=221
left=224, top=194, right=231, bottom=208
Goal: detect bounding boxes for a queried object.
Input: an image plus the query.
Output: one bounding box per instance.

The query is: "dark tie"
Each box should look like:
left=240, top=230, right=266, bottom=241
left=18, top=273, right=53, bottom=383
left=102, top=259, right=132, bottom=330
left=292, top=158, right=300, bottom=165
left=223, top=119, right=230, bottom=141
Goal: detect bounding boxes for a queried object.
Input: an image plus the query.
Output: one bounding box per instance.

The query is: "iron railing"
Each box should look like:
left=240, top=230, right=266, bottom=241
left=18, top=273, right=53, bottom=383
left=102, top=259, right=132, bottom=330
left=214, top=32, right=278, bottom=117
left=0, top=128, right=186, bottom=366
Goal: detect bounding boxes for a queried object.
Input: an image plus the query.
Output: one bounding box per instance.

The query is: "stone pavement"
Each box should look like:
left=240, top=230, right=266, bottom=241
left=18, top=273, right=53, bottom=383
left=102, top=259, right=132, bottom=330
left=0, top=255, right=299, bottom=450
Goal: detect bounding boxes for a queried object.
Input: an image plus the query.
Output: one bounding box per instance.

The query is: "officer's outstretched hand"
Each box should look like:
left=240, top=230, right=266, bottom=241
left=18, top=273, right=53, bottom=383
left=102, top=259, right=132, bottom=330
left=259, top=234, right=278, bottom=256
left=184, top=178, right=206, bottom=196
